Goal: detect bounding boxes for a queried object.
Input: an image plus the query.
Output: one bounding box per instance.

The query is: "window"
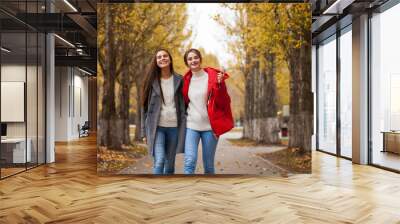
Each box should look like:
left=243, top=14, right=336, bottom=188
left=340, top=27, right=352, bottom=158
left=370, top=3, right=400, bottom=171
left=0, top=1, right=46, bottom=179
left=317, top=35, right=337, bottom=154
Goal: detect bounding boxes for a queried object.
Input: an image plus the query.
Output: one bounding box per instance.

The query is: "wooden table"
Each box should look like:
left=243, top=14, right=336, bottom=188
left=1, top=138, right=32, bottom=164
left=381, top=131, right=400, bottom=154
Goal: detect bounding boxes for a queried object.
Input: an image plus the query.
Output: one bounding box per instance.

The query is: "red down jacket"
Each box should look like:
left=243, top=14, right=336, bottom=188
left=182, top=67, right=234, bottom=137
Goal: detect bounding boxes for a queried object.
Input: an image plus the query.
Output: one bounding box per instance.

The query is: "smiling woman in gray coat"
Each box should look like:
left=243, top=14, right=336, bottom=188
left=140, top=48, right=186, bottom=175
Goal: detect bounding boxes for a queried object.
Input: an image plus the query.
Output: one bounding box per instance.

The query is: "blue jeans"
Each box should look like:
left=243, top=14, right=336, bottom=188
left=184, top=128, right=219, bottom=174
left=153, top=126, right=178, bottom=175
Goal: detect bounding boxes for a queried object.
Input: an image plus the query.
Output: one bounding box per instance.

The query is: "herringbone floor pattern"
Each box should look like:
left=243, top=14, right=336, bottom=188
left=1, top=135, right=400, bottom=223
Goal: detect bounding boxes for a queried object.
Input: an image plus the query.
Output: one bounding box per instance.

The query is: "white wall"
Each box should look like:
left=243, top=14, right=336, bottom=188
left=1, top=63, right=46, bottom=164
left=1, top=82, right=25, bottom=122
left=72, top=72, right=89, bottom=138
left=55, top=67, right=89, bottom=141
left=1, top=64, right=26, bottom=81
left=55, top=66, right=69, bottom=141
left=1, top=65, right=28, bottom=137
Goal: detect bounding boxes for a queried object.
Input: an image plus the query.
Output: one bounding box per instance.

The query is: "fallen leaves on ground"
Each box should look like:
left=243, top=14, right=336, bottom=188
left=97, top=143, right=148, bottom=173
left=258, top=147, right=311, bottom=173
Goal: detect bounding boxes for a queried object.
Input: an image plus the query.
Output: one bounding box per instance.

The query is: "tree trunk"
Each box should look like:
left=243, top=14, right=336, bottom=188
left=98, top=6, right=122, bottom=150
left=243, top=53, right=252, bottom=139
left=288, top=42, right=313, bottom=153
left=260, top=53, right=280, bottom=144
left=243, top=60, right=255, bottom=139
left=118, top=68, right=131, bottom=146
left=244, top=53, right=280, bottom=144
left=135, top=78, right=143, bottom=141
left=253, top=61, right=261, bottom=140
left=99, top=6, right=115, bottom=147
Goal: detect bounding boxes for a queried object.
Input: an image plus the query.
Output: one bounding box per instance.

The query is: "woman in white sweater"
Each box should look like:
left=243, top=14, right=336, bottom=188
left=141, top=49, right=186, bottom=174
left=182, top=48, right=234, bottom=174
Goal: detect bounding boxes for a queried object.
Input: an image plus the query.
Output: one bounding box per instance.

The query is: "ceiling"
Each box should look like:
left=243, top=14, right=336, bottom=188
left=0, top=0, right=97, bottom=73
left=0, top=0, right=394, bottom=75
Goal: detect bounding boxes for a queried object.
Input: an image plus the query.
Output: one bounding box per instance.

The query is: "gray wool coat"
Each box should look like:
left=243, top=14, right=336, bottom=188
left=140, top=74, right=186, bottom=156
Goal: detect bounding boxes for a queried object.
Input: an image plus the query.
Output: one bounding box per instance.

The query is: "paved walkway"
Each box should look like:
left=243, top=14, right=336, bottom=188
left=119, top=130, right=288, bottom=175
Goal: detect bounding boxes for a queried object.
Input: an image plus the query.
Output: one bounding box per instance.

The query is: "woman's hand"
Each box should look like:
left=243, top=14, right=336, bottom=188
left=213, top=133, right=219, bottom=140
left=143, top=137, right=147, bottom=144
left=217, top=72, right=223, bottom=84
left=217, top=67, right=225, bottom=84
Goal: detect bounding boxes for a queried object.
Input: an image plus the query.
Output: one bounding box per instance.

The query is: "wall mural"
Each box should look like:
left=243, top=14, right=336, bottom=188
left=97, top=3, right=312, bottom=175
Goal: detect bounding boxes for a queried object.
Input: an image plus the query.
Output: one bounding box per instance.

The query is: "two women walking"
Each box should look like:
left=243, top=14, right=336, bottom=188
left=141, top=48, right=233, bottom=175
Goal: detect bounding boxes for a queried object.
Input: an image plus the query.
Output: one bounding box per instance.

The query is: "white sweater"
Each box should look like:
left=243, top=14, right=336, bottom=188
left=158, top=76, right=177, bottom=127
left=187, top=69, right=212, bottom=131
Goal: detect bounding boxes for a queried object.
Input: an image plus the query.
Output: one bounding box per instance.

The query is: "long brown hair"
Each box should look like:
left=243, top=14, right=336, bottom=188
left=141, top=48, right=175, bottom=112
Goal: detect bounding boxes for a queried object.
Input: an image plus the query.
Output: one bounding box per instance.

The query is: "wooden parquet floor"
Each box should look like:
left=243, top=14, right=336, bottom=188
left=1, top=135, right=400, bottom=224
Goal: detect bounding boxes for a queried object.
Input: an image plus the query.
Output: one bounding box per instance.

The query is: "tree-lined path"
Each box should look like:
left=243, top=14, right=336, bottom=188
left=118, top=129, right=288, bottom=175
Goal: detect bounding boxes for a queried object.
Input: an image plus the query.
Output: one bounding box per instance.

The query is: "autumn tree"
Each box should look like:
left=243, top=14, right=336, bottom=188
left=216, top=3, right=280, bottom=143
left=275, top=4, right=312, bottom=153
left=97, top=3, right=190, bottom=150
left=217, top=3, right=312, bottom=151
